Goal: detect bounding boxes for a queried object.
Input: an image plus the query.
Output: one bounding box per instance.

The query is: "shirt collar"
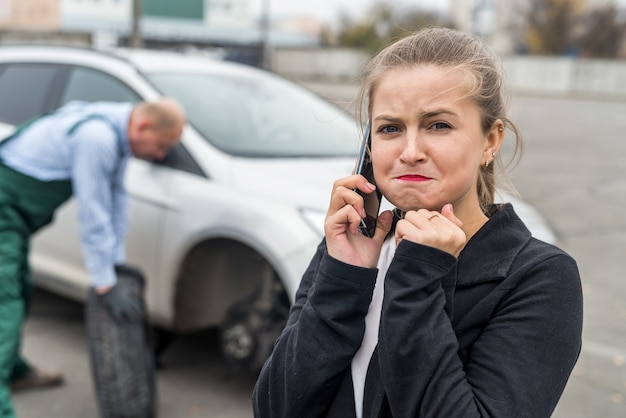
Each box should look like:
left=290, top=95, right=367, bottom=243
left=456, top=203, right=533, bottom=286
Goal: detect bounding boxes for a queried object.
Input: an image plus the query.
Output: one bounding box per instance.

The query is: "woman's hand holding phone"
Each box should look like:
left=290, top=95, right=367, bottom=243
left=324, top=174, right=394, bottom=268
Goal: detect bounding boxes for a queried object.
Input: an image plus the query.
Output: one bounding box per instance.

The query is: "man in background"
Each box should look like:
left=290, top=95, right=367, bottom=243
left=0, top=98, right=186, bottom=418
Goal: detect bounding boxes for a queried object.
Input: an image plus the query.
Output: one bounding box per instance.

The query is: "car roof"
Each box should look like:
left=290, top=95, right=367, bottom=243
left=0, top=44, right=264, bottom=78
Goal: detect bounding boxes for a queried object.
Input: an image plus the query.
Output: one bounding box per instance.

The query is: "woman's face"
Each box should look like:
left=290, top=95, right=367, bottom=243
left=370, top=65, right=494, bottom=216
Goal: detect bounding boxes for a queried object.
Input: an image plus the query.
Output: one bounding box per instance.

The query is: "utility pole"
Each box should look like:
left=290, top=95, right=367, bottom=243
left=259, top=0, right=270, bottom=68
left=130, top=0, right=143, bottom=48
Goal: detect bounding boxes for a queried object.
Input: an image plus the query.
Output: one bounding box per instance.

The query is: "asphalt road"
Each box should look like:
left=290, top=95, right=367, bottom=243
left=13, top=85, right=626, bottom=417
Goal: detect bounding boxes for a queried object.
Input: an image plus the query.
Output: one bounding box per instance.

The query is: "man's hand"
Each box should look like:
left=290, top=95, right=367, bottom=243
left=99, top=284, right=142, bottom=323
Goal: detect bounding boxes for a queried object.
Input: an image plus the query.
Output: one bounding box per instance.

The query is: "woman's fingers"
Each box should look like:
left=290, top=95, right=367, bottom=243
left=327, top=175, right=377, bottom=221
left=372, top=210, right=394, bottom=242
left=324, top=175, right=386, bottom=268
left=441, top=203, right=463, bottom=228
left=328, top=185, right=364, bottom=218
left=395, top=206, right=466, bottom=256
left=325, top=203, right=363, bottom=236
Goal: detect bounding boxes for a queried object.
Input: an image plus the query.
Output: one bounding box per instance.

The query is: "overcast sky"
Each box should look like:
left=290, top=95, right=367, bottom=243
left=250, top=0, right=451, bottom=25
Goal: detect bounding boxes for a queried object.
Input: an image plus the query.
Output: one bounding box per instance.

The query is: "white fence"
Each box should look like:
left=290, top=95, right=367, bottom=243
left=270, top=48, right=626, bottom=100
left=503, top=56, right=626, bottom=98
left=270, top=48, right=370, bottom=83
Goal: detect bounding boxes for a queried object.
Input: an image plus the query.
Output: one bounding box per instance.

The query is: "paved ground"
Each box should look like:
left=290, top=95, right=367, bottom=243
left=12, top=83, right=626, bottom=417
left=14, top=289, right=256, bottom=418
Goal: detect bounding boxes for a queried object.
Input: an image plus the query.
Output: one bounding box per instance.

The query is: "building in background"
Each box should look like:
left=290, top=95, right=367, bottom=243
left=0, top=0, right=319, bottom=66
left=4, top=0, right=625, bottom=66
left=0, top=0, right=59, bottom=30
left=0, top=0, right=92, bottom=46
left=449, top=0, right=514, bottom=55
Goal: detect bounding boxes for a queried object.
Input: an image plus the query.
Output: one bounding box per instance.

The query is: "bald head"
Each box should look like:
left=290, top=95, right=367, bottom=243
left=135, top=98, right=186, bottom=133
left=128, top=98, right=186, bottom=161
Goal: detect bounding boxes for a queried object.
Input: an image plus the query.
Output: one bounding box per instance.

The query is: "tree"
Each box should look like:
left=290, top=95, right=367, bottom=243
left=575, top=5, right=626, bottom=58
left=523, top=0, right=584, bottom=55
left=386, top=8, right=452, bottom=44
left=336, top=18, right=383, bottom=52
left=331, top=2, right=451, bottom=54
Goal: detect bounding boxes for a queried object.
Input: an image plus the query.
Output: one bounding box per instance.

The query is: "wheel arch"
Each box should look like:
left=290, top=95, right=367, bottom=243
left=171, top=235, right=290, bottom=333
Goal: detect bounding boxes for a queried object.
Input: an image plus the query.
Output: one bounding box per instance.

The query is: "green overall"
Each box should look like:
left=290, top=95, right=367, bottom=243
left=0, top=163, right=72, bottom=417
left=0, top=114, right=115, bottom=417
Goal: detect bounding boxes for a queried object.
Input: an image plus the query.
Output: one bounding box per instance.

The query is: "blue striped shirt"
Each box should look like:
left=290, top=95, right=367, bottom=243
left=0, top=101, right=133, bottom=288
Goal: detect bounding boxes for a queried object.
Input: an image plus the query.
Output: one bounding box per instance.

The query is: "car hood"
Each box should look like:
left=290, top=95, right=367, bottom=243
left=228, top=157, right=356, bottom=211
left=227, top=157, right=557, bottom=245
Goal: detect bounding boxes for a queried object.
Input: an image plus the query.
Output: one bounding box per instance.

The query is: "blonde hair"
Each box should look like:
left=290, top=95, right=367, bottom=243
left=357, top=27, right=523, bottom=213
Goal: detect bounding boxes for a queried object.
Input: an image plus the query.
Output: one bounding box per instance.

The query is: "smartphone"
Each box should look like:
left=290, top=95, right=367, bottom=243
left=354, top=122, right=382, bottom=237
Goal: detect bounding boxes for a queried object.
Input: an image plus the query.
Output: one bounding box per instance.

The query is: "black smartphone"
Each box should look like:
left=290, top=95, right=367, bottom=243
left=354, top=122, right=382, bottom=237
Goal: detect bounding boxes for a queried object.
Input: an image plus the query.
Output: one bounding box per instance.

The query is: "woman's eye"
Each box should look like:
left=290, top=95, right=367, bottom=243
left=432, top=122, right=451, bottom=131
left=380, top=125, right=400, bottom=133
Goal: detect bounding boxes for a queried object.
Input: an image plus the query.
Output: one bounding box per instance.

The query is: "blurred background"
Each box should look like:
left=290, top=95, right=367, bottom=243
left=1, top=0, right=626, bottom=76
left=4, top=0, right=626, bottom=417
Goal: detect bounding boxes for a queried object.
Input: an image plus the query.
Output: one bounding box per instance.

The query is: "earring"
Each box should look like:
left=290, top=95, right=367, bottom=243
left=484, top=151, right=496, bottom=169
left=498, top=127, right=504, bottom=132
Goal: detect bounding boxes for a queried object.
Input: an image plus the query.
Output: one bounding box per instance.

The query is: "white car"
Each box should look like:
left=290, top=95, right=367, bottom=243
left=0, top=45, right=556, bottom=371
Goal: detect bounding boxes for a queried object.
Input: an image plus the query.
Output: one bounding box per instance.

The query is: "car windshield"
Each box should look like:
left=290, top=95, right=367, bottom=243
left=146, top=71, right=360, bottom=157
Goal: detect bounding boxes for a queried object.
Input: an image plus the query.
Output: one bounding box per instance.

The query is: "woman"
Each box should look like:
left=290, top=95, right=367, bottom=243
left=252, top=27, right=583, bottom=418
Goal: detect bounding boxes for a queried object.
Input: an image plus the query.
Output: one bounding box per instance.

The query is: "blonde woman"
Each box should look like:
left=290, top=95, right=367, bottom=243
left=253, top=27, right=582, bottom=418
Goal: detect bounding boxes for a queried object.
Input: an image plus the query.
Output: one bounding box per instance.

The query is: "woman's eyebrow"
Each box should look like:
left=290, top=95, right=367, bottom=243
left=373, top=109, right=459, bottom=122
left=372, top=114, right=402, bottom=123
left=419, top=108, right=458, bottom=118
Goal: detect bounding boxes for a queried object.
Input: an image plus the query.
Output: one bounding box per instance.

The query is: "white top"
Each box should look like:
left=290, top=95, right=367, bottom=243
left=351, top=237, right=397, bottom=418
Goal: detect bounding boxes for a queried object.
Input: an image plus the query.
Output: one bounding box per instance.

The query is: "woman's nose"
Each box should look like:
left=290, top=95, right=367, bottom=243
left=399, top=131, right=426, bottom=164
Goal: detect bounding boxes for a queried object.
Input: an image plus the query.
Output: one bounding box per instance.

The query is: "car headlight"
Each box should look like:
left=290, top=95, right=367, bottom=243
left=299, top=208, right=326, bottom=237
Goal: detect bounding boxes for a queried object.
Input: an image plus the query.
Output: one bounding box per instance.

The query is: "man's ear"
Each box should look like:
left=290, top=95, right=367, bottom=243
left=136, top=116, right=154, bottom=133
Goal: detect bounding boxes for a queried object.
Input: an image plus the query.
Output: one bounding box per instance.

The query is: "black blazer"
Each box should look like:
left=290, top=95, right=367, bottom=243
left=253, top=204, right=583, bottom=418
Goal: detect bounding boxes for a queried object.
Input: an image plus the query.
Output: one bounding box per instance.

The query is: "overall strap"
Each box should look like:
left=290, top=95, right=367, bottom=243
left=0, top=112, right=126, bottom=166
left=0, top=113, right=51, bottom=149
left=66, top=113, right=125, bottom=158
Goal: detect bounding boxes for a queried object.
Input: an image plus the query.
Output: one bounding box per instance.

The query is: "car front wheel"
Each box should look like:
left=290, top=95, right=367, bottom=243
left=218, top=269, right=289, bottom=373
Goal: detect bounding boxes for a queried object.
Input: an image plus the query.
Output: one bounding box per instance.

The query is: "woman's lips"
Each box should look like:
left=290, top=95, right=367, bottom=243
left=396, top=174, right=431, bottom=182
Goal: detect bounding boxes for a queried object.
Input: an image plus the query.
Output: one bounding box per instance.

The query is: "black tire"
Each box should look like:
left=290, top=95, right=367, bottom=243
left=152, top=327, right=177, bottom=370
left=219, top=301, right=288, bottom=374
left=86, top=267, right=156, bottom=418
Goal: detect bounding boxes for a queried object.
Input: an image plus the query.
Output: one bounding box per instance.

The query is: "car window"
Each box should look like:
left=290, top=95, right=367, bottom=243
left=0, top=64, right=61, bottom=124
left=60, top=66, right=141, bottom=105
left=147, top=71, right=359, bottom=158
left=60, top=67, right=206, bottom=176
left=158, top=143, right=206, bottom=177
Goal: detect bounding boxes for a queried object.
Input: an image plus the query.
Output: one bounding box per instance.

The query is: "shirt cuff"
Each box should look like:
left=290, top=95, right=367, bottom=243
left=90, top=266, right=117, bottom=288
